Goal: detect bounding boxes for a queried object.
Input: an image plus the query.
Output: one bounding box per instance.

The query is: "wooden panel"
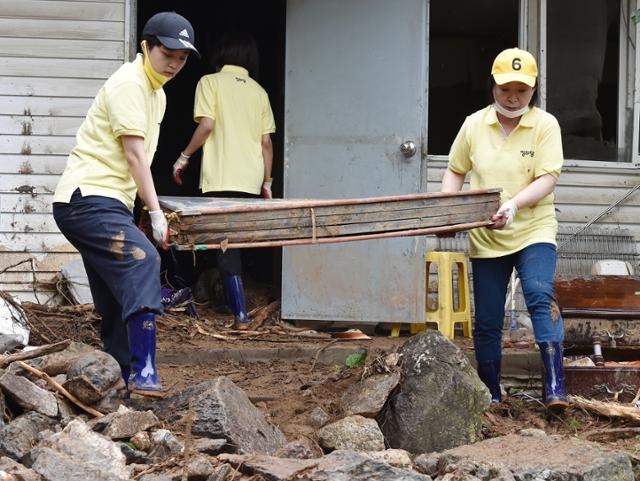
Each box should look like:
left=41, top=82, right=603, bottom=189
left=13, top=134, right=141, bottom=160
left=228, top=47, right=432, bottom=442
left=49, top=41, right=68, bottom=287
left=0, top=193, right=55, bottom=214
left=0, top=0, right=124, bottom=21
left=0, top=135, right=76, bottom=155
left=0, top=37, right=123, bottom=60
left=0, top=96, right=92, bottom=116
left=0, top=77, right=104, bottom=97
left=0, top=272, right=60, bottom=283
left=0, top=18, right=123, bottom=40
left=1, top=154, right=68, bottom=175
left=555, top=276, right=640, bottom=310
left=0, top=174, right=60, bottom=193
left=556, top=204, right=640, bottom=225
left=3, top=291, right=57, bottom=303
left=0, top=58, right=121, bottom=79
left=0, top=116, right=82, bottom=136
left=0, top=212, right=59, bottom=232
left=0, top=233, right=75, bottom=252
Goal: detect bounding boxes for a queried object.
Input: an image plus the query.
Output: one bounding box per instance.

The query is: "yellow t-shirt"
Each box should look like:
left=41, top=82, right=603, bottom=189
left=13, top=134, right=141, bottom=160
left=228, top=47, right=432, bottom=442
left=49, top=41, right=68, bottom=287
left=194, top=65, right=276, bottom=194
left=448, top=105, right=564, bottom=258
left=54, top=54, right=166, bottom=209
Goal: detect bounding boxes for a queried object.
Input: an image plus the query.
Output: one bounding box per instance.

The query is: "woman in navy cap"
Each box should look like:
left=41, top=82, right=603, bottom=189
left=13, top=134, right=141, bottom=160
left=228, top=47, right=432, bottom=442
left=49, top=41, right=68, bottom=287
left=53, top=12, right=199, bottom=397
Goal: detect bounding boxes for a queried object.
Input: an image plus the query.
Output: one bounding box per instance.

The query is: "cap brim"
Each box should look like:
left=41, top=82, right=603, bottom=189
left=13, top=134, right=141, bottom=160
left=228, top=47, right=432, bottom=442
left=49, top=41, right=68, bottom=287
left=157, top=35, right=200, bottom=58
left=493, top=73, right=536, bottom=87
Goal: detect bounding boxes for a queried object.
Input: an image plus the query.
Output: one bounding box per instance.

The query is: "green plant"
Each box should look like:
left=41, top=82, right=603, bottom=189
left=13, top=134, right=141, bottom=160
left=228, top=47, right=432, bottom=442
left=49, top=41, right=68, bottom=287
left=567, top=418, right=580, bottom=431
left=345, top=352, right=366, bottom=369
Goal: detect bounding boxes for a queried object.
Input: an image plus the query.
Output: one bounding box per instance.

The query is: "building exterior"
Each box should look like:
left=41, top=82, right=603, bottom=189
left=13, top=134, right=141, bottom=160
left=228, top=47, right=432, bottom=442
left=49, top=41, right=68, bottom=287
left=1, top=1, right=639, bottom=321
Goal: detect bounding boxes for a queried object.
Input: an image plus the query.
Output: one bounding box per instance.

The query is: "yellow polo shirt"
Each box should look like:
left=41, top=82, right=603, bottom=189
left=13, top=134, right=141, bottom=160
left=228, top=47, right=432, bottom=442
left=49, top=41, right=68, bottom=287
left=54, top=54, right=165, bottom=209
left=194, top=65, right=276, bottom=194
left=448, top=106, right=564, bottom=258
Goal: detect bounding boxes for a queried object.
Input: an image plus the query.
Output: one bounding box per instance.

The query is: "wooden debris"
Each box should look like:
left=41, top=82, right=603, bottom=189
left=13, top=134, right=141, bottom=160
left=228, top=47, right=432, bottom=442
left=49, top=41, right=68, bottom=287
left=158, top=190, right=500, bottom=250
left=14, top=360, right=103, bottom=418
left=247, top=300, right=280, bottom=330
left=0, top=339, right=71, bottom=368
left=569, top=395, right=640, bottom=422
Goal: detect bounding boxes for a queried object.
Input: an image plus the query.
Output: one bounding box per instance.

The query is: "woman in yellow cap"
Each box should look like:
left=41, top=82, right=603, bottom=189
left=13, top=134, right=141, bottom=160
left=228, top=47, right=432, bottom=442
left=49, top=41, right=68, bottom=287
left=53, top=12, right=199, bottom=396
left=441, top=48, right=568, bottom=410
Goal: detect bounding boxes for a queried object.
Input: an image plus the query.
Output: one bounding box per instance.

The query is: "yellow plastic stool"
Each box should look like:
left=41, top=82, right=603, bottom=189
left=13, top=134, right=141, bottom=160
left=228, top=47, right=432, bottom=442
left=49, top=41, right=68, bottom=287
left=425, top=251, right=472, bottom=339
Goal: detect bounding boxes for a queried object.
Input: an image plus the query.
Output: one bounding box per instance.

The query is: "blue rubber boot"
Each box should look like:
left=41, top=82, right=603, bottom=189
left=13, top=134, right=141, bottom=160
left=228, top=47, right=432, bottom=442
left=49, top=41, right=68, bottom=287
left=127, top=312, right=166, bottom=397
left=538, top=341, right=570, bottom=410
left=223, top=275, right=250, bottom=330
left=477, top=359, right=502, bottom=404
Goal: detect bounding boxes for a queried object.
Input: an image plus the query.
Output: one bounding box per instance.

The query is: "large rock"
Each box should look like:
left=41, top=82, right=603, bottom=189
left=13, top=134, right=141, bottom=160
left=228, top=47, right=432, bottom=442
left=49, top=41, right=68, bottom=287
left=90, top=405, right=160, bottom=439
left=311, top=450, right=431, bottom=481
left=0, top=372, right=58, bottom=418
left=418, top=432, right=634, bottom=481
left=340, top=372, right=401, bottom=418
left=63, top=351, right=124, bottom=405
left=158, top=377, right=286, bottom=455
left=29, top=343, right=95, bottom=376
left=0, top=456, right=42, bottom=481
left=317, top=415, right=385, bottom=452
left=29, top=419, right=130, bottom=481
left=0, top=412, right=56, bottom=462
left=380, top=331, right=489, bottom=453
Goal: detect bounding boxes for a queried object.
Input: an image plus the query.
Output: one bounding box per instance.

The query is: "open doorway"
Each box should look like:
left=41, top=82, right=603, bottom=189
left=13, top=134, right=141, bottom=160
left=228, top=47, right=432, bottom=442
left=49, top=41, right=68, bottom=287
left=137, top=1, right=286, bottom=301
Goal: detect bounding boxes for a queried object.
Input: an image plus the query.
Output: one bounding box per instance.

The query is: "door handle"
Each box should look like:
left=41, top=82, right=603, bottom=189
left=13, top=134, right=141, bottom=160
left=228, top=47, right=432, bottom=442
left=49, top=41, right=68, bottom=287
left=400, top=140, right=416, bottom=158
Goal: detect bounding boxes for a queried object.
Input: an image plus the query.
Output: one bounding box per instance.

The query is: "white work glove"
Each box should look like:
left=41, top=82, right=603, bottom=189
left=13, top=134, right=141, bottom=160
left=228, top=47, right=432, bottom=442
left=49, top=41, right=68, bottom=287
left=173, top=152, right=190, bottom=185
left=149, top=210, right=169, bottom=249
left=493, top=199, right=518, bottom=229
left=261, top=179, right=273, bottom=199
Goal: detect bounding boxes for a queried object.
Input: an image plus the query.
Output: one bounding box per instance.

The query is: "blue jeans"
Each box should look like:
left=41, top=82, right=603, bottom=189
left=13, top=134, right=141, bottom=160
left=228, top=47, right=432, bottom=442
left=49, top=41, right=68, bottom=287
left=471, top=242, right=563, bottom=362
left=53, top=189, right=163, bottom=369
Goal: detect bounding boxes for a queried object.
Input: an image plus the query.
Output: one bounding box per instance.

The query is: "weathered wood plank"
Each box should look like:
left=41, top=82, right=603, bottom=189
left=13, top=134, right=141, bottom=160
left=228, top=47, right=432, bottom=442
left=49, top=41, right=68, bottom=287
left=0, top=174, right=59, bottom=194
left=180, top=200, right=497, bottom=234
left=0, top=0, right=124, bottom=21
left=181, top=209, right=493, bottom=244
left=0, top=58, right=121, bottom=79
left=0, top=233, right=74, bottom=252
left=0, top=37, right=123, bottom=60
left=0, top=135, right=76, bottom=155
left=555, top=276, right=640, bottom=311
left=0, top=76, right=104, bottom=97
left=0, top=96, right=92, bottom=116
left=0, top=18, right=123, bottom=40
left=0, top=212, right=59, bottom=232
left=2, top=291, right=57, bottom=303
left=169, top=193, right=498, bottom=224
left=0, top=193, right=55, bottom=214
left=0, top=272, right=59, bottom=284
left=1, top=155, right=69, bottom=175
left=0, top=116, right=83, bottom=136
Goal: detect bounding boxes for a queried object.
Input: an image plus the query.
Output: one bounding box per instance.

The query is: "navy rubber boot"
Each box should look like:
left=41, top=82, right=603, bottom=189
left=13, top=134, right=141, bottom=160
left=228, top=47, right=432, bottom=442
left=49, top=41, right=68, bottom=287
left=127, top=312, right=165, bottom=397
left=538, top=341, right=570, bottom=410
left=223, top=275, right=250, bottom=329
left=477, top=359, right=502, bottom=404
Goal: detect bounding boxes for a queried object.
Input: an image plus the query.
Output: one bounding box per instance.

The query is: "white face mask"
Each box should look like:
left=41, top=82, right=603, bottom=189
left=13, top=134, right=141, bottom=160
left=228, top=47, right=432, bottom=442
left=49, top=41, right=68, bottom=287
left=493, top=101, right=529, bottom=119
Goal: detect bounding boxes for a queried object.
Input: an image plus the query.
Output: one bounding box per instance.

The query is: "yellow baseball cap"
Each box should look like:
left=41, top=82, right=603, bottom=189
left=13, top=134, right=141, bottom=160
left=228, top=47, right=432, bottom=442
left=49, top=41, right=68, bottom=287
left=491, top=48, right=537, bottom=87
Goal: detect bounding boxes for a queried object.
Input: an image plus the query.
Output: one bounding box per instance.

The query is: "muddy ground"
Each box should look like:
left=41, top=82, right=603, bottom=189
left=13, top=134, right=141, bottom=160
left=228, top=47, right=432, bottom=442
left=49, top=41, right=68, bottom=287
left=19, top=286, right=640, bottom=465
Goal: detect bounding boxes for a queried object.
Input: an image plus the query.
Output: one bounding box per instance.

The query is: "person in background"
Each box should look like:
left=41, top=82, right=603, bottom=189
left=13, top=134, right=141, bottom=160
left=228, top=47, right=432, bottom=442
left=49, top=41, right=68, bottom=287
left=52, top=12, right=199, bottom=397
left=174, top=31, right=275, bottom=330
left=440, top=48, right=568, bottom=410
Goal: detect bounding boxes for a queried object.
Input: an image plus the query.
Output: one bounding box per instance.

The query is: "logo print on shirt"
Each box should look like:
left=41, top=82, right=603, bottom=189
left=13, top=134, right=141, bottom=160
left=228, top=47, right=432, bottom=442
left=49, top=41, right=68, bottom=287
left=520, top=150, right=534, bottom=158
left=178, top=29, right=189, bottom=38
left=235, top=77, right=246, bottom=83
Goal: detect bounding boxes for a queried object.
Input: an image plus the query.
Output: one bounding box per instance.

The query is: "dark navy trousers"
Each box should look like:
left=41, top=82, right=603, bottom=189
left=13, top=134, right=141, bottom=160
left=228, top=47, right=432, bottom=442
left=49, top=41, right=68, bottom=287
left=53, top=189, right=163, bottom=369
left=471, top=242, right=563, bottom=362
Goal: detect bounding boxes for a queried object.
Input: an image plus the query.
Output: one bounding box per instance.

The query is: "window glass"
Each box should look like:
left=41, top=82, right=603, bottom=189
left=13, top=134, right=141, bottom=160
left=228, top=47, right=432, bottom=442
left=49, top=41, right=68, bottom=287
left=547, top=0, right=621, bottom=161
left=427, top=0, right=518, bottom=155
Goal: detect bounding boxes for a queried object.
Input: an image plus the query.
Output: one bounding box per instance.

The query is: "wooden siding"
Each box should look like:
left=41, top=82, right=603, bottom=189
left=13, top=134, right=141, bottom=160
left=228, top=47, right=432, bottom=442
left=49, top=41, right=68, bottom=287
left=0, top=0, right=127, bottom=300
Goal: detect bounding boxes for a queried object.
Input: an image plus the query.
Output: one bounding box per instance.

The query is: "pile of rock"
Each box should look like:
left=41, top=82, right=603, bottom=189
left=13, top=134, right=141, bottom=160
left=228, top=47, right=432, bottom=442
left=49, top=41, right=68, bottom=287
left=0, top=331, right=634, bottom=481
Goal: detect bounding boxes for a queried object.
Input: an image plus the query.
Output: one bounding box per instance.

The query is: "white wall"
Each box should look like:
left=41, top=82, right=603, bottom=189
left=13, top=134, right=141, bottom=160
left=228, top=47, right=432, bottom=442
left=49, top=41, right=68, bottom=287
left=0, top=0, right=127, bottom=302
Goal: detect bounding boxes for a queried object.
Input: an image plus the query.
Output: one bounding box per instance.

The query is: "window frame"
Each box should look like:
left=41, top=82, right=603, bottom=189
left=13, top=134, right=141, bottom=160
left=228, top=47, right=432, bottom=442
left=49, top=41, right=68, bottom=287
left=427, top=0, right=640, bottom=169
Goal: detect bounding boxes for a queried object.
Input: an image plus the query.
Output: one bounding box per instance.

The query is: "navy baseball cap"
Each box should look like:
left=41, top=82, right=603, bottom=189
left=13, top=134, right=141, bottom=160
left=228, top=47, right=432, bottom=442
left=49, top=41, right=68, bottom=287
left=142, top=12, right=200, bottom=58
